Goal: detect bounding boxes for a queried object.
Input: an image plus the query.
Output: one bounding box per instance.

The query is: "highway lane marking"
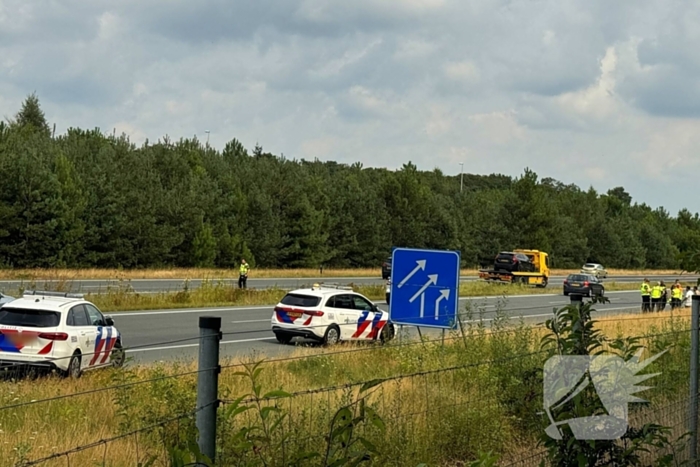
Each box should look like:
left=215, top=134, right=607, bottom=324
left=110, top=305, right=275, bottom=317
left=128, top=304, right=649, bottom=354
left=129, top=337, right=277, bottom=353
left=109, top=290, right=643, bottom=317
left=464, top=305, right=643, bottom=324
left=231, top=319, right=270, bottom=324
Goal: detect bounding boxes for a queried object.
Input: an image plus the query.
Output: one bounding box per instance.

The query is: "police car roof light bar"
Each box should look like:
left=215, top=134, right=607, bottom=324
left=23, top=290, right=85, bottom=299
left=311, top=283, right=354, bottom=291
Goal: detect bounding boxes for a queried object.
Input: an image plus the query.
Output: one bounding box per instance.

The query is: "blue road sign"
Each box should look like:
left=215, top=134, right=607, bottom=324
left=389, top=247, right=460, bottom=329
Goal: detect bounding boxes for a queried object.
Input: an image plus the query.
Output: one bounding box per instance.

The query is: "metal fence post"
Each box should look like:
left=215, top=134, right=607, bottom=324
left=690, top=297, right=700, bottom=461
left=196, top=316, right=221, bottom=465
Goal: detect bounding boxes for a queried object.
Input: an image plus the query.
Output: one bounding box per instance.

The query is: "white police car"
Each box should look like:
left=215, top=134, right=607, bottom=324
left=0, top=290, right=124, bottom=378
left=271, top=284, right=395, bottom=345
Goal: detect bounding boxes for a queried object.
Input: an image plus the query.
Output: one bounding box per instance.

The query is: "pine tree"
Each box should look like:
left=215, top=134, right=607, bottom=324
left=12, top=92, right=51, bottom=137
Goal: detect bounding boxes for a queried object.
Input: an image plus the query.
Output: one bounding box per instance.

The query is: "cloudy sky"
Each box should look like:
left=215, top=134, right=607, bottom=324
left=1, top=0, right=698, bottom=214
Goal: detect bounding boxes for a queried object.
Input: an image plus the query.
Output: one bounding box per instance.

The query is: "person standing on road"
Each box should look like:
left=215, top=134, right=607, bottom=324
left=651, top=281, right=663, bottom=311
left=640, top=278, right=651, bottom=312
left=659, top=281, right=668, bottom=311
left=685, top=286, right=694, bottom=308
left=238, top=258, right=250, bottom=289
left=671, top=284, right=683, bottom=310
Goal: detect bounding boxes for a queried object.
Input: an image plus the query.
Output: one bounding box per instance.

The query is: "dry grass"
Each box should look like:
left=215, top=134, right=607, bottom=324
left=0, top=267, right=692, bottom=281
left=1, top=308, right=691, bottom=466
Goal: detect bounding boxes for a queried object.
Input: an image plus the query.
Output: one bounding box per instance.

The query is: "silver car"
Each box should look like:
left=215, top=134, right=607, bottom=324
left=580, top=263, right=607, bottom=279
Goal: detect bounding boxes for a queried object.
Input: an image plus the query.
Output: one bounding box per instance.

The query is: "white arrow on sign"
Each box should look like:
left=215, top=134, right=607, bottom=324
left=409, top=274, right=438, bottom=303
left=398, top=260, right=427, bottom=288
left=420, top=293, right=425, bottom=318
left=434, top=289, right=450, bottom=320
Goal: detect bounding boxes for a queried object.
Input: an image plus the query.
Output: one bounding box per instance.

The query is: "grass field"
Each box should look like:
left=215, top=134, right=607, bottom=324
left=3, top=279, right=647, bottom=312
left=1, top=308, right=692, bottom=466
left=0, top=266, right=692, bottom=281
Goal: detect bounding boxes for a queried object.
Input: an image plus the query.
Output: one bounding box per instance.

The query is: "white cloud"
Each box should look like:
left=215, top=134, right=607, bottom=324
left=97, top=11, right=121, bottom=41
left=424, top=105, right=452, bottom=137
left=444, top=61, right=480, bottom=83
left=555, top=46, right=620, bottom=120
left=2, top=0, right=700, bottom=213
left=633, top=119, right=700, bottom=179
left=393, top=38, right=437, bottom=61
left=112, top=121, right=147, bottom=143
left=301, top=137, right=337, bottom=158
left=468, top=111, right=527, bottom=145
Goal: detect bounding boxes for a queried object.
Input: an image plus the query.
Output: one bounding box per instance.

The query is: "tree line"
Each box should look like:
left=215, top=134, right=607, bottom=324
left=0, top=94, right=698, bottom=271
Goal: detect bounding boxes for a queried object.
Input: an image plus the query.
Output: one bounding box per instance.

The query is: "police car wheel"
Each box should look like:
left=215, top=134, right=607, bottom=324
left=111, top=340, right=125, bottom=368
left=65, top=352, right=82, bottom=379
left=275, top=332, right=292, bottom=345
left=323, top=325, right=340, bottom=346
left=380, top=324, right=395, bottom=344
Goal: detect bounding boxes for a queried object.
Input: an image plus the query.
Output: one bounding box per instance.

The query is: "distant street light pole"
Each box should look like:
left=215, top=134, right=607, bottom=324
left=205, top=130, right=210, bottom=146
left=459, top=163, right=464, bottom=193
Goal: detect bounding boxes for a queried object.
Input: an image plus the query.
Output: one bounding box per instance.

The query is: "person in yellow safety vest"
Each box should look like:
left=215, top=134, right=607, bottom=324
left=671, top=284, right=683, bottom=310
left=640, top=278, right=651, bottom=312
left=238, top=258, right=250, bottom=289
left=650, top=282, right=663, bottom=312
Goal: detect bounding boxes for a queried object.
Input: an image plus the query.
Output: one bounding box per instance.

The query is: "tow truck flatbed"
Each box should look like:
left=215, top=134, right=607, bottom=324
left=478, top=249, right=550, bottom=288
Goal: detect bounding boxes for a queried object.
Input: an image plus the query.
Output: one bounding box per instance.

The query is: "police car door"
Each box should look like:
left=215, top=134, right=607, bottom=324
left=66, top=305, right=92, bottom=369
left=332, top=294, right=359, bottom=339
left=84, top=304, right=117, bottom=367
left=350, top=295, right=381, bottom=341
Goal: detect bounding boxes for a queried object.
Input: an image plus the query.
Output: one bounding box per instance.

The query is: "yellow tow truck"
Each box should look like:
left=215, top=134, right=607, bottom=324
left=478, top=249, right=550, bottom=288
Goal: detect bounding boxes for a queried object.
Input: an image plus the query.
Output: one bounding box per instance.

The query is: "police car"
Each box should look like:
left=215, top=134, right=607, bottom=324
left=271, top=284, right=395, bottom=345
left=0, top=290, right=125, bottom=378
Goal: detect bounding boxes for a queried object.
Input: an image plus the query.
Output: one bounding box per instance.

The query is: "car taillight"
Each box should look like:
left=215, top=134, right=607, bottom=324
left=563, top=280, right=568, bottom=284
left=584, top=281, right=590, bottom=287
left=303, top=310, right=324, bottom=317
left=513, top=258, right=518, bottom=262
left=38, top=332, right=68, bottom=341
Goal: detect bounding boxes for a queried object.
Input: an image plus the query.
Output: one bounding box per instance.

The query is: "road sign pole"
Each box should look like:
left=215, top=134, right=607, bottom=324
left=196, top=316, right=221, bottom=465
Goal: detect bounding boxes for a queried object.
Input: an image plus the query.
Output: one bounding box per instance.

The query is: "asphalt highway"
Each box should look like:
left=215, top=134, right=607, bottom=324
left=111, top=290, right=653, bottom=365
left=0, top=274, right=696, bottom=294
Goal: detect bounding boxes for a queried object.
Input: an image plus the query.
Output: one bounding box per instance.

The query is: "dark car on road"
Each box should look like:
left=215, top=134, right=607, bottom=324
left=382, top=257, right=392, bottom=280
left=563, top=274, right=605, bottom=297
left=494, top=251, right=535, bottom=273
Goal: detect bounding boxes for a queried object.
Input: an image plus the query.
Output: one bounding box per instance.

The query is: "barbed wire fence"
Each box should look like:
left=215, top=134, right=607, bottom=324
left=1, top=297, right=698, bottom=466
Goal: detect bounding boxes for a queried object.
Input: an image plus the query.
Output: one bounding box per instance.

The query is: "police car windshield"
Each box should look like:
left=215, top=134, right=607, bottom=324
left=280, top=294, right=321, bottom=308
left=0, top=308, right=61, bottom=328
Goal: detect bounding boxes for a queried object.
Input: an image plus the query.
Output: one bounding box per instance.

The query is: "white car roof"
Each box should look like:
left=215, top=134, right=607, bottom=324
left=286, top=284, right=357, bottom=297
left=4, top=292, right=89, bottom=313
